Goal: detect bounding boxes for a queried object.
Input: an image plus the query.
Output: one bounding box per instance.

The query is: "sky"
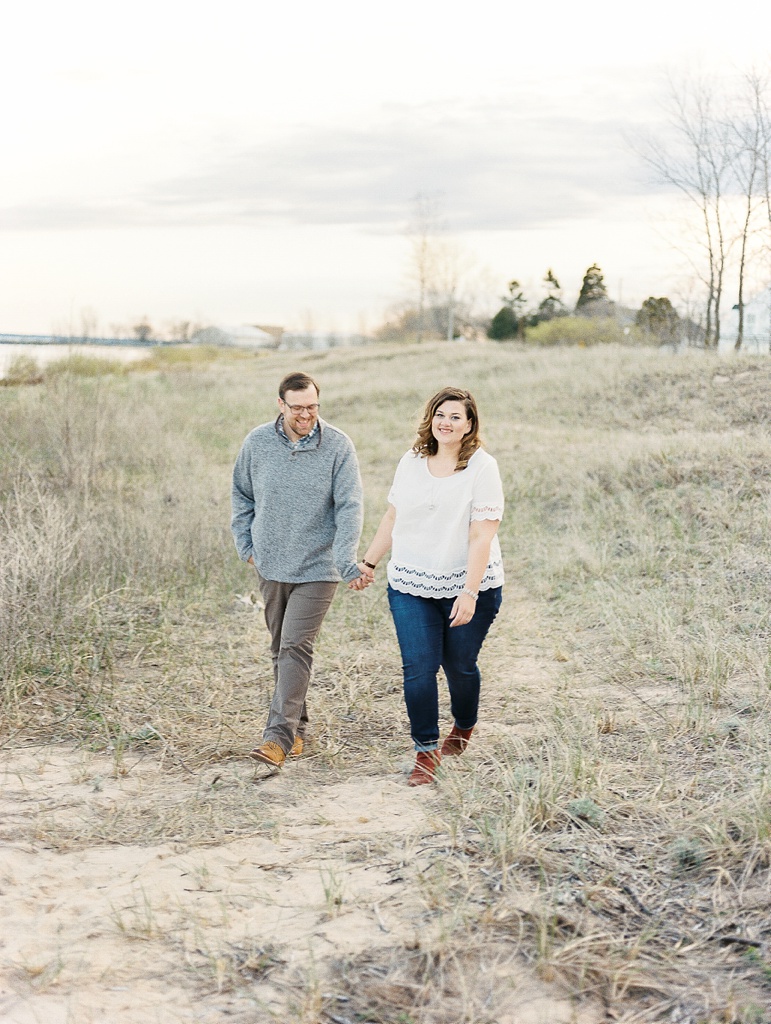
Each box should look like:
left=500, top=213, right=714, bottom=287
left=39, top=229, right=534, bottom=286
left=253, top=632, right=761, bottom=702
left=1, top=1, right=770, bottom=337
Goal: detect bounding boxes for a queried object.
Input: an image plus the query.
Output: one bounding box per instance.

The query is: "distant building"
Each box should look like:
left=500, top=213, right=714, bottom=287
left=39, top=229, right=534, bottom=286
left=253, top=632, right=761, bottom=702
left=722, top=287, right=771, bottom=352
left=253, top=325, right=284, bottom=346
left=279, top=330, right=369, bottom=351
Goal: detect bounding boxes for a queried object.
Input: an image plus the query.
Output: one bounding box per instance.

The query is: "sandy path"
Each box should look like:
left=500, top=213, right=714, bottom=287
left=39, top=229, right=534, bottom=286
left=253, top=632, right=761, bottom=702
left=0, top=600, right=605, bottom=1023
left=0, top=751, right=426, bottom=1021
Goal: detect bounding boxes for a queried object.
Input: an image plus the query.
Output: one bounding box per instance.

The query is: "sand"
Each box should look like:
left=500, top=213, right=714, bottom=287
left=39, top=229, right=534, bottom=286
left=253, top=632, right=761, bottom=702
left=0, top=735, right=605, bottom=1023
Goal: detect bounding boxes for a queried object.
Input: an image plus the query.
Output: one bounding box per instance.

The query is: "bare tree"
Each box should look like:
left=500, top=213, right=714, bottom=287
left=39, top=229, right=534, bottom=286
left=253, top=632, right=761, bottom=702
left=746, top=71, right=771, bottom=352
left=429, top=237, right=474, bottom=341
left=132, top=317, right=154, bottom=343
left=166, top=320, right=192, bottom=342
left=79, top=307, right=99, bottom=342
left=407, top=191, right=443, bottom=342
left=730, top=72, right=768, bottom=350
left=639, top=73, right=734, bottom=347
left=405, top=193, right=478, bottom=341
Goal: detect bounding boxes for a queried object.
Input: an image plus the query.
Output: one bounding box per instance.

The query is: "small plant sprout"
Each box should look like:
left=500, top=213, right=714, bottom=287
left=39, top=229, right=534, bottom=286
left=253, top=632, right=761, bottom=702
left=670, top=837, right=706, bottom=872
left=319, top=865, right=345, bottom=915
left=566, top=797, right=605, bottom=829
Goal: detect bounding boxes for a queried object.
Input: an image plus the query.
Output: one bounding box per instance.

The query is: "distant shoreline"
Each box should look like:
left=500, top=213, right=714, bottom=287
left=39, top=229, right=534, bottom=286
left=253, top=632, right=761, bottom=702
left=0, top=334, right=183, bottom=347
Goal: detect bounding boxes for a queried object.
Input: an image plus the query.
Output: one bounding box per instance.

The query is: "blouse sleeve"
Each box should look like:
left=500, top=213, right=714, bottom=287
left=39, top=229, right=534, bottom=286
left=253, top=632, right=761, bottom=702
left=471, top=457, right=505, bottom=522
left=387, top=452, right=410, bottom=506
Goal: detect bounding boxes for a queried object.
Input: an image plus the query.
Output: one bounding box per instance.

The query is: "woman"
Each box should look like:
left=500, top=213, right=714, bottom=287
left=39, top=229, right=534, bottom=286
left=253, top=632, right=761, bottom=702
left=352, top=386, right=504, bottom=786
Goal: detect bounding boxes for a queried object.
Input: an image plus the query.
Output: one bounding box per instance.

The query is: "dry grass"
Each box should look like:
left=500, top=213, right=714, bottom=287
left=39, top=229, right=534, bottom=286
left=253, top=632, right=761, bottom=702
left=321, top=940, right=553, bottom=1024
left=2, top=341, right=771, bottom=1020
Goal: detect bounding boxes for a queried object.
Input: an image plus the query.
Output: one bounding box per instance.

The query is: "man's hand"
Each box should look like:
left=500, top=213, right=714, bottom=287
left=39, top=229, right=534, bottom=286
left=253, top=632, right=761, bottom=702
left=348, top=562, right=375, bottom=590
left=247, top=556, right=254, bottom=565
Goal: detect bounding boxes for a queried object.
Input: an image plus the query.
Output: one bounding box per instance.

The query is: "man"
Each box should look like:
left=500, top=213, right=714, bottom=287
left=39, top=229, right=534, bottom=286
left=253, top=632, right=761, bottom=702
left=231, top=371, right=365, bottom=768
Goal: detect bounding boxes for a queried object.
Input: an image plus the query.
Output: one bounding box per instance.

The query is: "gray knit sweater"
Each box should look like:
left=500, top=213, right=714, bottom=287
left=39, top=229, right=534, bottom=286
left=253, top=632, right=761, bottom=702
left=231, top=417, right=363, bottom=583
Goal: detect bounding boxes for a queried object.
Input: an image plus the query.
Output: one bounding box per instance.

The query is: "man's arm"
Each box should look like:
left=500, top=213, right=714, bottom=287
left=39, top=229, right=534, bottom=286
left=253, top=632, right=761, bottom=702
left=231, top=440, right=256, bottom=563
left=331, top=442, right=364, bottom=582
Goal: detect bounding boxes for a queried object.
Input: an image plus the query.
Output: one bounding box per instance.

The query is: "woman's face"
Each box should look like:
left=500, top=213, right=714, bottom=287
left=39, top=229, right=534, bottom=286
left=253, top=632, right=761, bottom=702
left=432, top=400, right=472, bottom=448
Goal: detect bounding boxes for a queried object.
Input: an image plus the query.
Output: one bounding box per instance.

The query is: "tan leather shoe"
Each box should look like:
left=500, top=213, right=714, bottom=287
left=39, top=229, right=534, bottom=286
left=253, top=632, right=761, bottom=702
left=441, top=725, right=474, bottom=757
left=290, top=736, right=304, bottom=757
left=407, top=750, right=441, bottom=786
left=249, top=741, right=286, bottom=768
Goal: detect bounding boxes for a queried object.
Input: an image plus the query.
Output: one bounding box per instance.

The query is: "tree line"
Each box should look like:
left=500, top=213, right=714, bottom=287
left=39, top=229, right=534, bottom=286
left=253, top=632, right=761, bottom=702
left=487, top=265, right=681, bottom=346
left=381, top=193, right=692, bottom=348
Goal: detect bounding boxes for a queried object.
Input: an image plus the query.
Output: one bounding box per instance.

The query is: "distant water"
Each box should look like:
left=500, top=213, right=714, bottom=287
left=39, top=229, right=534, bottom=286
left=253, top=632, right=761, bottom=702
left=0, top=344, right=151, bottom=379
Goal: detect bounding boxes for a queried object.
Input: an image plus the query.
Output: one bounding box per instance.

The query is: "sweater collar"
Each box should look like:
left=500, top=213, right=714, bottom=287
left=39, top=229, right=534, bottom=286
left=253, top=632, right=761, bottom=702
left=275, top=414, right=323, bottom=449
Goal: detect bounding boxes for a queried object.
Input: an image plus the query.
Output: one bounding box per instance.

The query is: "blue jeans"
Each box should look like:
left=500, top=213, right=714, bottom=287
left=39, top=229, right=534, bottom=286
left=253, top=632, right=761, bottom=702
left=387, top=586, right=503, bottom=752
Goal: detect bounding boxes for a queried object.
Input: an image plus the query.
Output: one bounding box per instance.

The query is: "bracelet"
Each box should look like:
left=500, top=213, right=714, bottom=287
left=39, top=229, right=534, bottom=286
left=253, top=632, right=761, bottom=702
left=362, top=559, right=377, bottom=570
left=462, top=587, right=478, bottom=600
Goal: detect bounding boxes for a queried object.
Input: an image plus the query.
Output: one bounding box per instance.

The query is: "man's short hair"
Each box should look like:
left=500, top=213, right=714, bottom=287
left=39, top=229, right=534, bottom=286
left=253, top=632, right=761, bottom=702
left=278, top=372, right=320, bottom=399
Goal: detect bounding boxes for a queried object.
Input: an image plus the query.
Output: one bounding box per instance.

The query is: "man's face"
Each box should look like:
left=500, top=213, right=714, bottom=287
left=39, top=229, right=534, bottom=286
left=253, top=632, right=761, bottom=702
left=278, top=385, right=320, bottom=440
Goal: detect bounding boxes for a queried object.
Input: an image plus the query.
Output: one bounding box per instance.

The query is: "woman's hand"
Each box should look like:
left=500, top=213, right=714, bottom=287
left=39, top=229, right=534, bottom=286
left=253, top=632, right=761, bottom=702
left=449, top=591, right=477, bottom=627
left=348, top=562, right=375, bottom=590
left=451, top=518, right=499, bottom=625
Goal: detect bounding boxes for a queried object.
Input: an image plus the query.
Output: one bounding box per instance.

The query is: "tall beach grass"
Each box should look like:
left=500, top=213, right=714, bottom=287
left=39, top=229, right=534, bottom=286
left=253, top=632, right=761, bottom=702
left=2, top=341, right=771, bottom=1018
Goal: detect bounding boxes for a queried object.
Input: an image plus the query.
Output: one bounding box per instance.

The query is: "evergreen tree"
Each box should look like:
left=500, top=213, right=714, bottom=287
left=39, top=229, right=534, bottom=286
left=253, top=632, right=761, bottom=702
left=537, top=268, right=566, bottom=321
left=488, top=306, right=519, bottom=339
left=576, top=264, right=608, bottom=309
left=545, top=268, right=561, bottom=296
left=487, top=279, right=527, bottom=340
left=635, top=297, right=680, bottom=344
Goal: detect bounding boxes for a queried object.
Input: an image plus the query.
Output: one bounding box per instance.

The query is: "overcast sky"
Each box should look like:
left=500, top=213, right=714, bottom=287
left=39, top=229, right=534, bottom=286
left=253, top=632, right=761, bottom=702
left=1, top=0, right=769, bottom=335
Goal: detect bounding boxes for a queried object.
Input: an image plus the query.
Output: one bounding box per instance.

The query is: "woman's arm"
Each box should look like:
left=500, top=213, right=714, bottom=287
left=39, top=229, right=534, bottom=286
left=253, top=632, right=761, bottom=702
left=348, top=504, right=397, bottom=590
left=449, top=518, right=500, bottom=626
left=362, top=503, right=396, bottom=568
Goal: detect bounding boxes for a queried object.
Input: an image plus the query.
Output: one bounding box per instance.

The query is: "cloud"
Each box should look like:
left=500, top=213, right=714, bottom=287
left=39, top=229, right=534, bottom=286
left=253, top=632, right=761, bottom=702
left=0, top=202, right=140, bottom=231
left=155, top=99, right=656, bottom=231
left=0, top=98, right=660, bottom=233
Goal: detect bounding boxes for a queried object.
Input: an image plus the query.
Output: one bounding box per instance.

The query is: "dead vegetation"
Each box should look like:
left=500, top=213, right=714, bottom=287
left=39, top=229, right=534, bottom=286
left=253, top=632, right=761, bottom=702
left=2, top=343, right=771, bottom=1021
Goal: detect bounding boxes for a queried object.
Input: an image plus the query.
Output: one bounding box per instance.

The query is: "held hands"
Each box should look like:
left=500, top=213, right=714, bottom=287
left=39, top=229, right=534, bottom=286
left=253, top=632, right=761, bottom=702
left=348, top=561, right=376, bottom=591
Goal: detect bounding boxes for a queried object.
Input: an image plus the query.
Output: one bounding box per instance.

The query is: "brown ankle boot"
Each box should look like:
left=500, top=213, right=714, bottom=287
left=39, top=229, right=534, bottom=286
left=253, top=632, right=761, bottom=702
left=408, top=750, right=441, bottom=787
left=441, top=725, right=474, bottom=757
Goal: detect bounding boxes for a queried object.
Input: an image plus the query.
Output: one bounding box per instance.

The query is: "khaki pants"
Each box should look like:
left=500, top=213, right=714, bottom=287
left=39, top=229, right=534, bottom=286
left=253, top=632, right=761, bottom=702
left=255, top=571, right=338, bottom=753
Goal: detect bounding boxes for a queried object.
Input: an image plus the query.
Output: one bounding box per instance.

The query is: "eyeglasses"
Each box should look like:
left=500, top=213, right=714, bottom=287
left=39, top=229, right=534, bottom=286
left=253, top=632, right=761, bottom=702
left=281, top=401, right=320, bottom=415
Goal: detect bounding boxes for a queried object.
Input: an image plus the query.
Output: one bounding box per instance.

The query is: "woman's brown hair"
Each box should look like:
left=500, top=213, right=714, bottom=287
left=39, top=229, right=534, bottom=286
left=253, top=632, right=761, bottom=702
left=412, top=386, right=482, bottom=471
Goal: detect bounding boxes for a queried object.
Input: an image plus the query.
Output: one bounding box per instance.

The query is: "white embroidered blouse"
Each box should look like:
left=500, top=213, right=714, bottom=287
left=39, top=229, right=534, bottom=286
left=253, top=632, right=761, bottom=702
left=386, top=447, right=505, bottom=599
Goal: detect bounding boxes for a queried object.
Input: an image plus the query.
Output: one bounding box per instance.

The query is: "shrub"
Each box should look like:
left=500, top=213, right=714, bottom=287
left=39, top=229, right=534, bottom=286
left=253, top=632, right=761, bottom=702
left=1, top=354, right=43, bottom=386
left=135, top=344, right=252, bottom=370
left=525, top=315, right=638, bottom=347
left=45, top=353, right=127, bottom=378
